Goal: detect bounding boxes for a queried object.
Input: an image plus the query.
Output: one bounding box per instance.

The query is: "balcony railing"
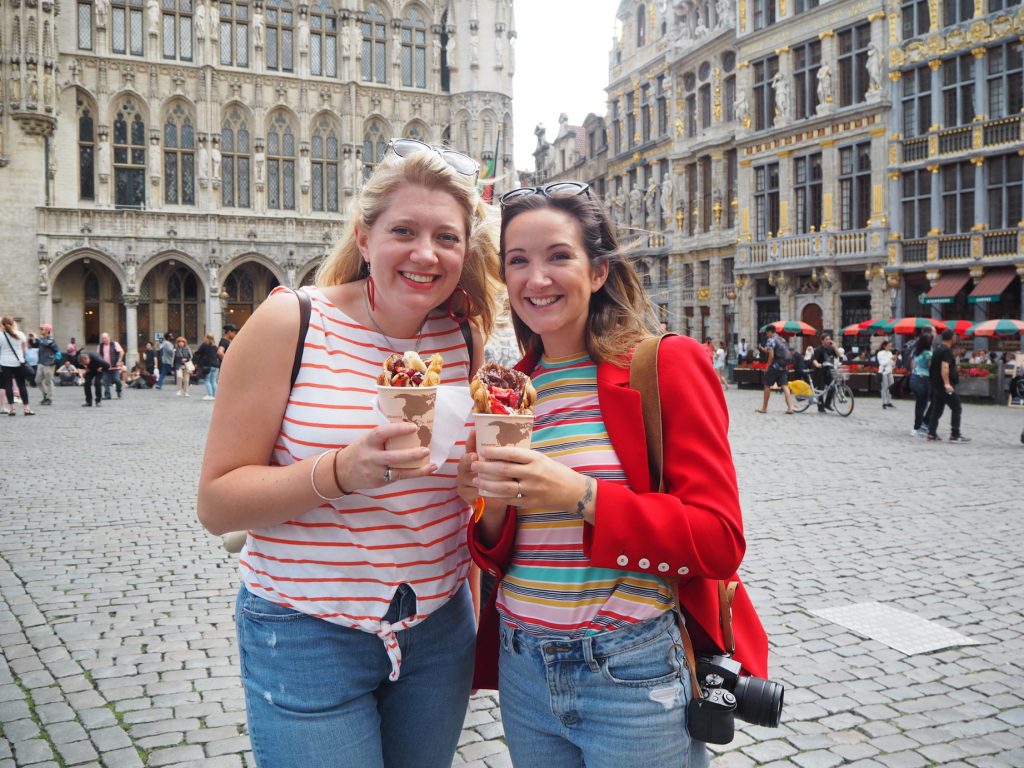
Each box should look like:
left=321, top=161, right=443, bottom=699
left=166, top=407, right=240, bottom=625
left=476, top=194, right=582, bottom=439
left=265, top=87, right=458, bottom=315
left=890, top=228, right=1023, bottom=266
left=896, top=115, right=1024, bottom=166
left=739, top=227, right=878, bottom=268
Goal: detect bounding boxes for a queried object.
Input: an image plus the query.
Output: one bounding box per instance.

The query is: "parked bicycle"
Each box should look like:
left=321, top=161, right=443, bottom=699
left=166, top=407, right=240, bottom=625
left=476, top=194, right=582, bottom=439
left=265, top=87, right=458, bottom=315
left=791, top=366, right=855, bottom=416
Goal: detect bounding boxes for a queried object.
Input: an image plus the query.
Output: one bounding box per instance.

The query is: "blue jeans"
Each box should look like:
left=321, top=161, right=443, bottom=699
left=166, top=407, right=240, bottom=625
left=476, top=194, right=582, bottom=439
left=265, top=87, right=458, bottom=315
left=205, top=366, right=219, bottom=397
left=909, top=374, right=930, bottom=431
left=498, top=611, right=709, bottom=768
left=236, top=582, right=475, bottom=768
left=156, top=362, right=172, bottom=388
left=102, top=370, right=122, bottom=398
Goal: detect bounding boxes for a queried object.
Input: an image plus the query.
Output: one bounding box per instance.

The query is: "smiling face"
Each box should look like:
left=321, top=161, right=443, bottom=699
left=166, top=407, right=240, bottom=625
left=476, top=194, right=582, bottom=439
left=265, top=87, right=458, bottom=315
left=356, top=183, right=468, bottom=334
left=502, top=207, right=608, bottom=359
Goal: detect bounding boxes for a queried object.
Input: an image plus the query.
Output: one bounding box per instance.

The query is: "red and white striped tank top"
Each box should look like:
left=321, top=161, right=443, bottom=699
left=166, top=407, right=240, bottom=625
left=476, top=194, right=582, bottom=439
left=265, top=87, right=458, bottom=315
left=239, top=286, right=473, bottom=679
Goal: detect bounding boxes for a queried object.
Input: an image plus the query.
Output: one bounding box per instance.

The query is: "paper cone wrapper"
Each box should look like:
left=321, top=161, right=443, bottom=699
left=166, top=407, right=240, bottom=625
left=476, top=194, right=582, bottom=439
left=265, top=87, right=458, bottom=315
left=474, top=413, right=534, bottom=497
left=377, top=386, right=438, bottom=469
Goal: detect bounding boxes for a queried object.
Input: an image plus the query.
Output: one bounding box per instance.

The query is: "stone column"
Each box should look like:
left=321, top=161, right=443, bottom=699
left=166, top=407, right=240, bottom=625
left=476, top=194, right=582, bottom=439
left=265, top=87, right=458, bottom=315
left=929, top=59, right=943, bottom=128
left=817, top=30, right=836, bottom=117
left=972, top=157, right=986, bottom=228
left=124, top=296, right=139, bottom=365
left=820, top=140, right=836, bottom=230
left=777, top=149, right=792, bottom=235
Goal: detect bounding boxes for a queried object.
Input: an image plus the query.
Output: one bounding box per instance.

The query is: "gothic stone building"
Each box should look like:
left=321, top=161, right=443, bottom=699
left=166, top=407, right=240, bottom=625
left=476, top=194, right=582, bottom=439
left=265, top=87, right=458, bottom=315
left=1, top=0, right=516, bottom=363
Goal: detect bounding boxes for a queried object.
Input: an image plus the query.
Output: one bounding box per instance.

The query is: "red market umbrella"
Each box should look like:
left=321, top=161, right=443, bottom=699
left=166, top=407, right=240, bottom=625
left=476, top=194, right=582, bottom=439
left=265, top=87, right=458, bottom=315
left=883, top=317, right=948, bottom=335
left=944, top=320, right=974, bottom=336
left=760, top=320, right=818, bottom=337
left=863, top=317, right=896, bottom=335
left=966, top=319, right=1024, bottom=337
left=840, top=322, right=867, bottom=336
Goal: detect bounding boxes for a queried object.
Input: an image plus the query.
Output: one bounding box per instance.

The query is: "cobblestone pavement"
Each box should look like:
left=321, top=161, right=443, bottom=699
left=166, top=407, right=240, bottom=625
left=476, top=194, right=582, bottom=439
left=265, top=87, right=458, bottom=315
left=2, top=383, right=1022, bottom=767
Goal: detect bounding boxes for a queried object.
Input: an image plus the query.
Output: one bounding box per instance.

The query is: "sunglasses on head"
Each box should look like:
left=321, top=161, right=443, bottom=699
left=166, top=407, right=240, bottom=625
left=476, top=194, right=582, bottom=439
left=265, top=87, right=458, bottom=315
left=386, top=138, right=480, bottom=179
left=498, top=182, right=591, bottom=207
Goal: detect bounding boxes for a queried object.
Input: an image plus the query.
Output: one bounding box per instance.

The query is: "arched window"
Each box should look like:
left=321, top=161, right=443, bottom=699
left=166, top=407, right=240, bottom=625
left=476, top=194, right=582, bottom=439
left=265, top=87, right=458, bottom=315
left=78, top=96, right=96, bottom=200
left=311, top=117, right=339, bottom=212
left=400, top=8, right=426, bottom=88
left=220, top=0, right=250, bottom=66
left=362, top=119, right=387, bottom=177
left=223, top=268, right=255, bottom=302
left=267, top=111, right=295, bottom=210
left=164, top=103, right=195, bottom=204
left=636, top=4, right=646, bottom=47
left=167, top=267, right=199, bottom=341
left=221, top=108, right=251, bottom=207
left=265, top=0, right=294, bottom=72
left=309, top=0, right=336, bottom=77
left=113, top=98, right=146, bottom=208
left=404, top=122, right=427, bottom=142
left=361, top=3, right=387, bottom=83
left=161, top=0, right=193, bottom=60
left=112, top=0, right=145, bottom=55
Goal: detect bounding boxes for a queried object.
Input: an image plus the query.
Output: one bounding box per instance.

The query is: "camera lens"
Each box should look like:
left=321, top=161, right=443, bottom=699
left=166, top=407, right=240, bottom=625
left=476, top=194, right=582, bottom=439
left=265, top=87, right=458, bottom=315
left=733, top=675, right=784, bottom=727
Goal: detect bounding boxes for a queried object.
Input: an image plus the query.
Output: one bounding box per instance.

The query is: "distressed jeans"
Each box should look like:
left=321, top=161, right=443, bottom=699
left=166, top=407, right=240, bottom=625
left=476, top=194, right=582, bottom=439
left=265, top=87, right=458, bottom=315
left=235, top=582, right=475, bottom=768
left=497, top=610, right=709, bottom=768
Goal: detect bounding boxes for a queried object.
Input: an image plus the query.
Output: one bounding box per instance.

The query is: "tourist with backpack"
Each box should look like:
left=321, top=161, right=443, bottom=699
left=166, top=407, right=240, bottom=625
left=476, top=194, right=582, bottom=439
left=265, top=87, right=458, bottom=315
left=756, top=325, right=794, bottom=414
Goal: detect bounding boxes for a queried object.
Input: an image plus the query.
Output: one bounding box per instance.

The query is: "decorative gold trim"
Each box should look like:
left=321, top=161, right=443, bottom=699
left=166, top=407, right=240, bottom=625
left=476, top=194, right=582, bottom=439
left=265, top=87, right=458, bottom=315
left=818, top=30, right=835, bottom=39
left=928, top=58, right=942, bottom=70
left=775, top=46, right=791, bottom=55
left=867, top=11, right=886, bottom=21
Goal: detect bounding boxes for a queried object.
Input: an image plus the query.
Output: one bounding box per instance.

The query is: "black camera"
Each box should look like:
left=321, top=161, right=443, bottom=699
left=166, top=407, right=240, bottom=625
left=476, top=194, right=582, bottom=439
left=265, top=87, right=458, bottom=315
left=687, top=654, right=784, bottom=745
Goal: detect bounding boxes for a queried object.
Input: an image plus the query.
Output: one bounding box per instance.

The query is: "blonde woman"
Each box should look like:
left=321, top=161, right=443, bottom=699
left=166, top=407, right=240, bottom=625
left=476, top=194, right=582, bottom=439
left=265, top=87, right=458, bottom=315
left=173, top=336, right=193, bottom=396
left=197, top=141, right=500, bottom=768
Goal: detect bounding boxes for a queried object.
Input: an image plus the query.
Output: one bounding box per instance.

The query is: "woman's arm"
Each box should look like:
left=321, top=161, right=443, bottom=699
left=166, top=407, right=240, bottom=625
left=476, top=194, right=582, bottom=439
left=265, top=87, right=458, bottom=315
left=197, top=291, right=435, bottom=535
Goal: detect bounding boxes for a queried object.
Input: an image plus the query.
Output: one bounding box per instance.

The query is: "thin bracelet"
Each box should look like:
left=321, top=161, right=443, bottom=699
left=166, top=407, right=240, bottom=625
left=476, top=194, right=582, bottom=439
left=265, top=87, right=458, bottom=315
left=331, top=447, right=351, bottom=496
left=311, top=450, right=349, bottom=502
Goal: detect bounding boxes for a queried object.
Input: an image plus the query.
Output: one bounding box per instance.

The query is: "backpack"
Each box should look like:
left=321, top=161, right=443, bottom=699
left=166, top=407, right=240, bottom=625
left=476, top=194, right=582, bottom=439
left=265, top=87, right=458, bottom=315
left=771, top=339, right=790, bottom=368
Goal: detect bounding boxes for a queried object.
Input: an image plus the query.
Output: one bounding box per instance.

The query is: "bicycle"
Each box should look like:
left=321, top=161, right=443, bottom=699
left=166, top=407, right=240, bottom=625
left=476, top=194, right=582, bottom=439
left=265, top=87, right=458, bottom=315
left=791, top=366, right=855, bottom=417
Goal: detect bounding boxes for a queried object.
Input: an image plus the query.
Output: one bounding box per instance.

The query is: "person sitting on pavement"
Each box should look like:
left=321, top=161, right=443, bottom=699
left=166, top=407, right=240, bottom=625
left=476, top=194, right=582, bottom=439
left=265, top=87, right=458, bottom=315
left=57, top=359, right=82, bottom=386
left=77, top=351, right=110, bottom=407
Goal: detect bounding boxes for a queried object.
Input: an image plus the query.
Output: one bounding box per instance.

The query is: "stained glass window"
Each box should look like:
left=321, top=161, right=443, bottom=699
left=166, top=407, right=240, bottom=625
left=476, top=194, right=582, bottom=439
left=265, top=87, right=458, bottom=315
left=161, top=0, right=193, bottom=60
left=309, top=0, right=336, bottom=77
left=164, top=103, right=196, bottom=204
left=311, top=117, right=339, bottom=212
left=265, top=0, right=293, bottom=71
left=220, top=0, right=249, bottom=66
left=221, top=108, right=251, bottom=207
left=112, top=0, right=145, bottom=55
left=267, top=111, right=295, bottom=210
left=400, top=9, right=426, bottom=88
left=114, top=99, right=146, bottom=208
left=361, top=3, right=386, bottom=83
left=79, top=97, right=96, bottom=200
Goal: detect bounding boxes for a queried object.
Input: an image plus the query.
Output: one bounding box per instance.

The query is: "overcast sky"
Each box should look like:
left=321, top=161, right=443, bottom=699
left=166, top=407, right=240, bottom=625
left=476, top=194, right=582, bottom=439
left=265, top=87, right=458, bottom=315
left=512, top=0, right=621, bottom=170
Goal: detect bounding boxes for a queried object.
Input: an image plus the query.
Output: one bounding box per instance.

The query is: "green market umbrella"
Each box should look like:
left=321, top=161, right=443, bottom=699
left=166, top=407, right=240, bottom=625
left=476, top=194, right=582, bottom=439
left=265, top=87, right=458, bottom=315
left=966, top=319, right=1024, bottom=337
left=882, top=317, right=949, bottom=335
left=760, top=320, right=818, bottom=337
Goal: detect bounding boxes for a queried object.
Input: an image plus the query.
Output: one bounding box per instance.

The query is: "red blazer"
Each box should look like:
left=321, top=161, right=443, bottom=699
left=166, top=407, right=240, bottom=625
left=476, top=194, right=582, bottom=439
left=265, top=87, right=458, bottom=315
left=468, top=335, right=769, bottom=689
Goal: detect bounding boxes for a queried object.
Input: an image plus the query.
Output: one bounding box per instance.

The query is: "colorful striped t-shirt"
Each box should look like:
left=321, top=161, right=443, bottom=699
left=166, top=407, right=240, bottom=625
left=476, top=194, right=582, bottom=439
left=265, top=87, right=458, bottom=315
left=496, top=352, right=674, bottom=637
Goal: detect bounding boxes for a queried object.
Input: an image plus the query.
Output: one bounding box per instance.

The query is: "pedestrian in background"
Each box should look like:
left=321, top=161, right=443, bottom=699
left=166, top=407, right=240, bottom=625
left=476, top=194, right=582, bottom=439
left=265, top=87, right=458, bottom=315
left=195, top=333, right=219, bottom=400
left=35, top=323, right=60, bottom=405
left=156, top=333, right=175, bottom=389
left=141, top=342, right=158, bottom=377
left=173, top=336, right=193, bottom=397
left=756, top=325, right=794, bottom=414
left=714, top=339, right=730, bottom=389
left=877, top=339, right=895, bottom=410
left=927, top=329, right=970, bottom=443
left=1, top=315, right=35, bottom=416
left=97, top=332, right=124, bottom=400
left=198, top=142, right=500, bottom=768
left=908, top=331, right=933, bottom=437
left=77, top=351, right=110, bottom=407
left=65, top=337, right=78, bottom=361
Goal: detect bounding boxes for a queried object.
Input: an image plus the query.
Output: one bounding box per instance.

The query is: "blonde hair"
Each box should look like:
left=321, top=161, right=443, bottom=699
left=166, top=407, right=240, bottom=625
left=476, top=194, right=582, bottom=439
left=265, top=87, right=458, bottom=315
left=499, top=191, right=661, bottom=364
left=316, top=151, right=501, bottom=336
left=204, top=333, right=216, bottom=343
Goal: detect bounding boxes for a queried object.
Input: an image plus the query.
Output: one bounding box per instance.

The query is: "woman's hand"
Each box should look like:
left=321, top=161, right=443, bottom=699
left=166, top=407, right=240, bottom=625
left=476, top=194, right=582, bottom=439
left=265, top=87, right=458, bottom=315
left=338, top=421, right=439, bottom=492
left=472, top=445, right=589, bottom=516
left=457, top=430, right=481, bottom=506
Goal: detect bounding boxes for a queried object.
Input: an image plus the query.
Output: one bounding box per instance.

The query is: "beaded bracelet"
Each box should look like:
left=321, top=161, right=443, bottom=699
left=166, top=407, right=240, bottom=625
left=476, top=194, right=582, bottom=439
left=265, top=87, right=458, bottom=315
left=311, top=449, right=349, bottom=502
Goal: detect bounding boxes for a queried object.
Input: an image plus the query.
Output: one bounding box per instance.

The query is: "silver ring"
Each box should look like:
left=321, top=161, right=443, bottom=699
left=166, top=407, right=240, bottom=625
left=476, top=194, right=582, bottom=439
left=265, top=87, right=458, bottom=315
left=384, top=467, right=393, bottom=483
left=515, top=481, right=524, bottom=500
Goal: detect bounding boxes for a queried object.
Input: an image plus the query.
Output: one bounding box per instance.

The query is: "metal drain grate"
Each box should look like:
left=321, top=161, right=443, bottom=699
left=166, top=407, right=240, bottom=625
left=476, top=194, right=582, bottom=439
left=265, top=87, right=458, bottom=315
left=810, top=602, right=981, bottom=655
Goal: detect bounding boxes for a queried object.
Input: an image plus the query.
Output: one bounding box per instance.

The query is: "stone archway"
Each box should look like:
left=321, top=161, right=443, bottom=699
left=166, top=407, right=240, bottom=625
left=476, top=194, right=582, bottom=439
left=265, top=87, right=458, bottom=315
left=51, top=257, right=124, bottom=347
left=221, top=261, right=281, bottom=329
left=800, top=302, right=823, bottom=351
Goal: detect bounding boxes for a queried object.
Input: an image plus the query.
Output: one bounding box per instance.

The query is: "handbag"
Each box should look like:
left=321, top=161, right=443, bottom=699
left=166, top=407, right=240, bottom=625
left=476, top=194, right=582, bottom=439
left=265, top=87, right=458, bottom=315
left=629, top=335, right=780, bottom=741
left=184, top=360, right=196, bottom=374
left=3, top=332, right=34, bottom=379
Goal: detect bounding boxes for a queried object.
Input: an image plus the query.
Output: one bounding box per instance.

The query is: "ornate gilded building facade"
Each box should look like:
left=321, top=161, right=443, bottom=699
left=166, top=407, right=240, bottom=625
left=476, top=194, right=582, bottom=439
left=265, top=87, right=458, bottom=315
left=886, top=0, right=1024, bottom=343
left=1, top=0, right=515, bottom=363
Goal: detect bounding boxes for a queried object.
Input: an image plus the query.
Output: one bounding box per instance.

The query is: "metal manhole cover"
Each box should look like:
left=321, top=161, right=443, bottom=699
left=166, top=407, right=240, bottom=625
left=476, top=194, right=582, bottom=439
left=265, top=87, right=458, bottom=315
left=809, top=602, right=981, bottom=655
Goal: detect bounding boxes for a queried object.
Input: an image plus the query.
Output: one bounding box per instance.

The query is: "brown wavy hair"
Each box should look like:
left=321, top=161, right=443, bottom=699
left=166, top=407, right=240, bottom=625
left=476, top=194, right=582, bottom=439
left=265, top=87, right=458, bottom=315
left=316, top=150, right=501, bottom=337
left=498, top=189, right=661, bottom=364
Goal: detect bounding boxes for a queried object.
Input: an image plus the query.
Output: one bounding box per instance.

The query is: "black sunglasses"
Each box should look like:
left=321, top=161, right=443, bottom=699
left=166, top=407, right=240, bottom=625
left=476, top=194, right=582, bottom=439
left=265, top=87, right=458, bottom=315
left=386, top=138, right=480, bottom=179
left=498, top=182, right=591, bottom=207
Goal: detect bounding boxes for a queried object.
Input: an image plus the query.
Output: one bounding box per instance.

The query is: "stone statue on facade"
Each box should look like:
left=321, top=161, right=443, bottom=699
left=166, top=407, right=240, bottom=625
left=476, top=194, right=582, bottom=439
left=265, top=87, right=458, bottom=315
left=716, top=0, right=734, bottom=28
left=392, top=32, right=402, bottom=67
left=816, top=64, right=832, bottom=110
left=432, top=38, right=441, bottom=70
left=298, top=18, right=310, bottom=56
left=609, top=191, right=625, bottom=229
left=300, top=154, right=310, bottom=188
left=772, top=70, right=790, bottom=122
left=342, top=157, right=353, bottom=190
left=198, top=143, right=211, bottom=179
left=446, top=35, right=456, bottom=66
left=735, top=86, right=750, bottom=127
left=148, top=141, right=161, bottom=180
left=628, top=186, right=643, bottom=227
left=209, top=6, right=219, bottom=41
left=660, top=174, right=674, bottom=227
left=470, top=34, right=479, bottom=67
left=341, top=25, right=352, bottom=57
left=39, top=262, right=50, bottom=293
left=125, top=262, right=137, bottom=293
left=195, top=1, right=206, bottom=39
left=95, top=0, right=109, bottom=28
left=255, top=149, right=265, bottom=184
left=253, top=10, right=265, bottom=48
left=97, top=137, right=110, bottom=175
left=866, top=42, right=882, bottom=92
left=147, top=0, right=160, bottom=36
left=211, top=145, right=222, bottom=180
left=645, top=177, right=659, bottom=226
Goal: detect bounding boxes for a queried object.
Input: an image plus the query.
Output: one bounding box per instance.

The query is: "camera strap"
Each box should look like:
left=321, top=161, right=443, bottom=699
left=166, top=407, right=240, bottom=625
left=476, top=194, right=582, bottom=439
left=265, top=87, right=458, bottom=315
left=631, top=335, right=739, bottom=701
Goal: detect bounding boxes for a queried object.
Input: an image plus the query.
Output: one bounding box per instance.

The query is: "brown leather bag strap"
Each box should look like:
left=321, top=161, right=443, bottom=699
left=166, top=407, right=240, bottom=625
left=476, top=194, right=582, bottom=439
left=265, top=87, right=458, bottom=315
left=672, top=583, right=704, bottom=700
left=719, top=580, right=739, bottom=655
left=629, top=335, right=671, bottom=493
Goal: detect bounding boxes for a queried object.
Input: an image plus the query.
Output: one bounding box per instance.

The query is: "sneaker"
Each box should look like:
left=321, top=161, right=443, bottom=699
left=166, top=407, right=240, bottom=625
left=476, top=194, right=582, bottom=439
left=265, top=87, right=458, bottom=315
left=175, top=391, right=182, bottom=396
left=82, top=403, right=92, bottom=407
left=910, top=429, right=924, bottom=438
left=202, top=395, right=214, bottom=401
left=184, top=392, right=190, bottom=397
left=948, top=435, right=971, bottom=444
left=926, top=433, right=940, bottom=441
left=95, top=401, right=101, bottom=408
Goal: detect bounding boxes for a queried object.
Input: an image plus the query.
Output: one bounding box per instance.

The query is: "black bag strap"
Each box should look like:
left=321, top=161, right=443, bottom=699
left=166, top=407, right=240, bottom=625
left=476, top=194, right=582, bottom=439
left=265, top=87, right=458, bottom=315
left=290, top=289, right=312, bottom=388
left=459, top=320, right=473, bottom=366
left=3, top=332, right=26, bottom=364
